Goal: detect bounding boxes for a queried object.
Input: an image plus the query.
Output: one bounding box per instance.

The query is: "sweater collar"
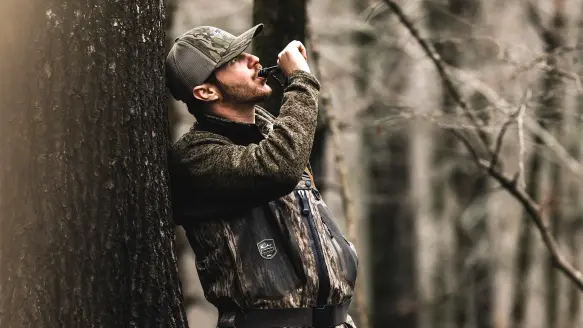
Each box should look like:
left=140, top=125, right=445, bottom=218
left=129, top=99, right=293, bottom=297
left=195, top=107, right=273, bottom=145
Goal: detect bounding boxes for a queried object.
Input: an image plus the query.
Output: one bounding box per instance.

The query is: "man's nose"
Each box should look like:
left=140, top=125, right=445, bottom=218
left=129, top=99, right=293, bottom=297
left=247, top=54, right=260, bottom=68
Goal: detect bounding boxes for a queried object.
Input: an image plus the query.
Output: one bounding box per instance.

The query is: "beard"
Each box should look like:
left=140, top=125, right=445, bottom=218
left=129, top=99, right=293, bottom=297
left=214, top=77, right=271, bottom=105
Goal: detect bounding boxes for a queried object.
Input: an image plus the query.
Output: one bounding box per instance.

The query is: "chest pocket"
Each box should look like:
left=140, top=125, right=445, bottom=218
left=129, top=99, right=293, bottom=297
left=225, top=205, right=306, bottom=301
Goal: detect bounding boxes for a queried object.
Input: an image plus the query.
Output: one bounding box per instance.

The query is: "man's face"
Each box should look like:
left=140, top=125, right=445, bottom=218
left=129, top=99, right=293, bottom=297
left=212, top=52, right=272, bottom=104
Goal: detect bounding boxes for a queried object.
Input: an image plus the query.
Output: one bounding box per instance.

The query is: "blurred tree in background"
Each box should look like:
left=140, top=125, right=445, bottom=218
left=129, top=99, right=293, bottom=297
left=252, top=0, right=307, bottom=115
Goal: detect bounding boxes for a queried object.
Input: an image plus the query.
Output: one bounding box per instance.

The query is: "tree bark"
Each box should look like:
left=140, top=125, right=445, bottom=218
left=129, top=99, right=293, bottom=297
left=0, top=1, right=188, bottom=327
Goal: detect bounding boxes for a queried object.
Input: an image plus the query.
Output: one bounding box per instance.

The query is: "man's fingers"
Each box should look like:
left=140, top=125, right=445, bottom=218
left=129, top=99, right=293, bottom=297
left=276, top=40, right=311, bottom=75
left=289, top=41, right=307, bottom=60
left=279, top=41, right=307, bottom=61
left=298, top=43, right=307, bottom=60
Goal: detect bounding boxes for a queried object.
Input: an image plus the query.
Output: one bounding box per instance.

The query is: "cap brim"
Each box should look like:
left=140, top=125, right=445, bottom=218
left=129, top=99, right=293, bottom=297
left=216, top=24, right=263, bottom=67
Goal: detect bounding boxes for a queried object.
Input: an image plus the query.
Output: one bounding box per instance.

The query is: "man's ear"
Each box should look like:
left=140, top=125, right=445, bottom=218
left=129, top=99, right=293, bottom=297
left=193, top=84, right=220, bottom=102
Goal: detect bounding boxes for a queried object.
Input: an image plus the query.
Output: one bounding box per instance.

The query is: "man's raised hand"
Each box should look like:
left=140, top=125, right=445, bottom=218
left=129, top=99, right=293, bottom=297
left=276, top=40, right=310, bottom=76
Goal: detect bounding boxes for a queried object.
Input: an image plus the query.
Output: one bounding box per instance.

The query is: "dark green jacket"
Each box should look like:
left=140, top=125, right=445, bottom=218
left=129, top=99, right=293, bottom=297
left=169, top=71, right=357, bottom=327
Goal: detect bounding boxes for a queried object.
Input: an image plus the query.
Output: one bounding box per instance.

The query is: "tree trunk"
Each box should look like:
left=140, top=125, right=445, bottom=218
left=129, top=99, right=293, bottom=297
left=512, top=2, right=568, bottom=328
left=364, top=4, right=418, bottom=325
left=541, top=4, right=570, bottom=328
left=252, top=0, right=307, bottom=115
left=0, top=1, right=188, bottom=327
left=424, top=1, right=493, bottom=327
left=569, top=6, right=583, bottom=327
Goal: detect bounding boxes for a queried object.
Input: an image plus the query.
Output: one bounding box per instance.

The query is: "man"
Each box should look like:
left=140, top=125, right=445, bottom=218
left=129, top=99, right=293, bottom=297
left=165, top=23, right=358, bottom=328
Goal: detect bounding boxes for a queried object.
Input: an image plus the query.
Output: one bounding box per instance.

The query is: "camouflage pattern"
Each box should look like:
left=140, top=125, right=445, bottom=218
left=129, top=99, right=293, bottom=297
left=177, top=24, right=263, bottom=68
left=169, top=70, right=358, bottom=328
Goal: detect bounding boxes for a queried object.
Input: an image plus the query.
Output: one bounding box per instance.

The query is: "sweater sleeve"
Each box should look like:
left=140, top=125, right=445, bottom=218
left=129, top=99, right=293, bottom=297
left=170, top=70, right=321, bottom=219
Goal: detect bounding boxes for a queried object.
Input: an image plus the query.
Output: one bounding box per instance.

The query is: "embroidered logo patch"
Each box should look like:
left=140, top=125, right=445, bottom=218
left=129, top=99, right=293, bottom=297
left=257, top=239, right=277, bottom=260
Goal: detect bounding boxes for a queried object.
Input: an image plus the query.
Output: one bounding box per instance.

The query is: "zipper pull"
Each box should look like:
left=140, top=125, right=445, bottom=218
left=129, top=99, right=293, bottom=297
left=298, top=190, right=310, bottom=215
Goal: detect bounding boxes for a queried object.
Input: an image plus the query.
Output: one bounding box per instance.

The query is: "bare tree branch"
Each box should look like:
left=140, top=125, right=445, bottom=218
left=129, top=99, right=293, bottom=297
left=449, top=129, right=481, bottom=165
left=382, top=0, right=493, bottom=155
left=362, top=0, right=387, bottom=23
left=490, top=90, right=530, bottom=172
left=517, top=100, right=527, bottom=189
left=475, top=158, right=583, bottom=291
left=508, top=46, right=583, bottom=85
left=504, top=54, right=583, bottom=91
left=384, top=0, right=583, bottom=292
left=449, top=66, right=583, bottom=179
left=373, top=61, right=583, bottom=179
left=490, top=105, right=520, bottom=171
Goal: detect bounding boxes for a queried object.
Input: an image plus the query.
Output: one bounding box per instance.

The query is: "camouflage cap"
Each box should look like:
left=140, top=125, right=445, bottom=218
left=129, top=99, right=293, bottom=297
left=165, top=24, right=264, bottom=102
